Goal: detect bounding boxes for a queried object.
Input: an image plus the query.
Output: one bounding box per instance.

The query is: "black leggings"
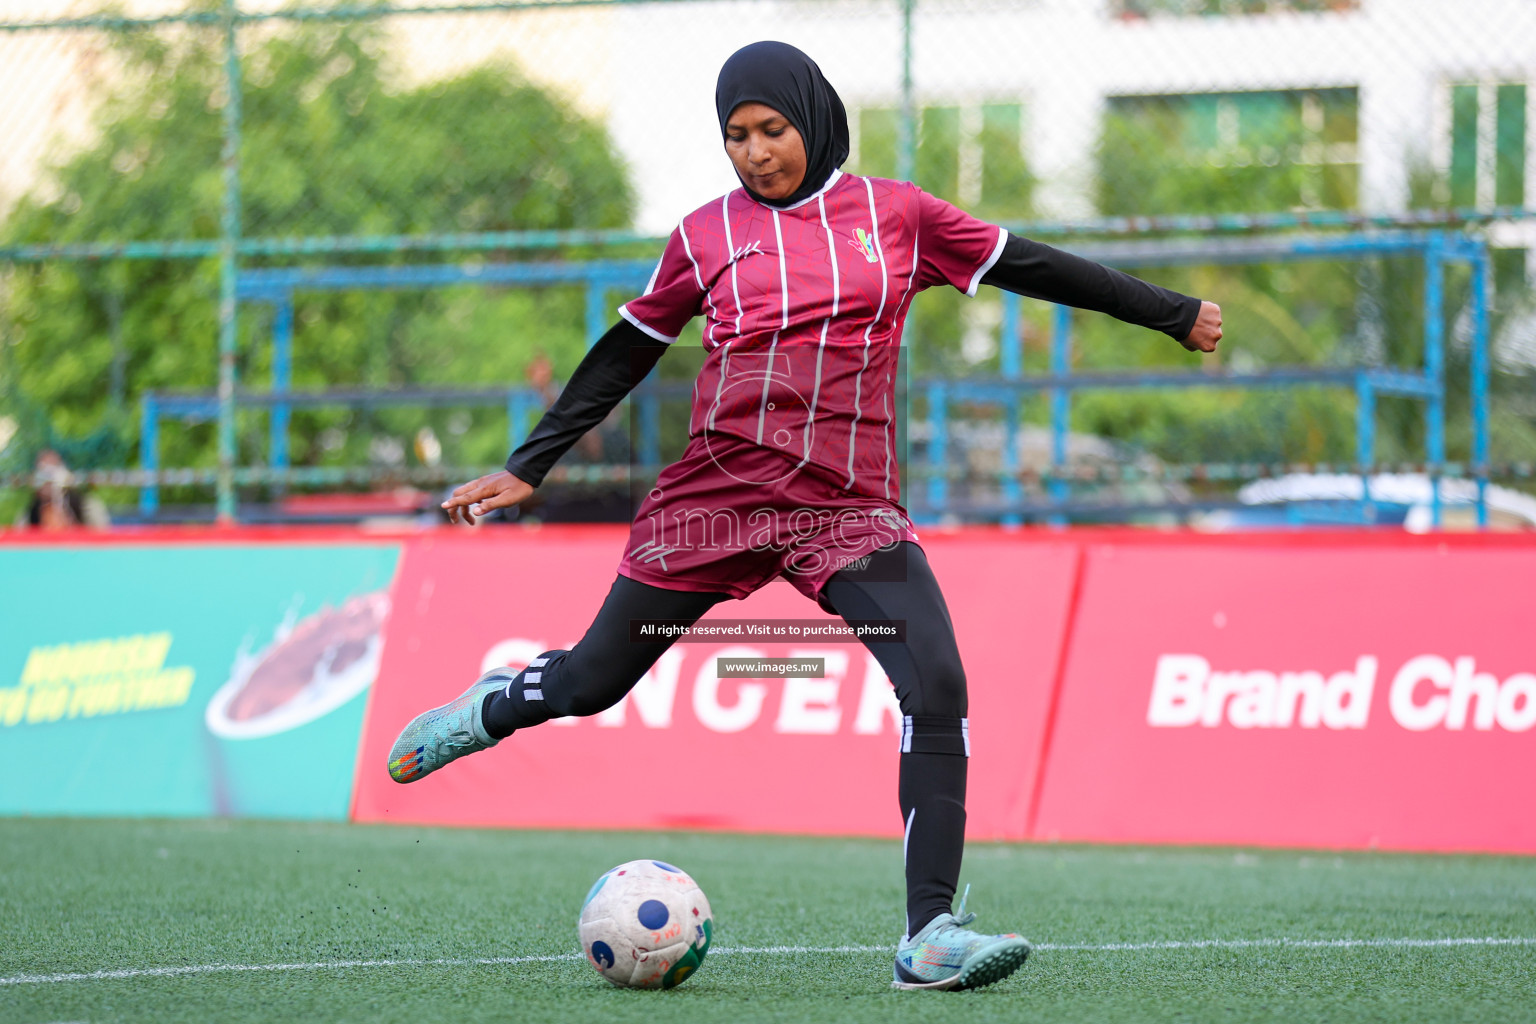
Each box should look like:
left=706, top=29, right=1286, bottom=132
left=483, top=540, right=968, bottom=934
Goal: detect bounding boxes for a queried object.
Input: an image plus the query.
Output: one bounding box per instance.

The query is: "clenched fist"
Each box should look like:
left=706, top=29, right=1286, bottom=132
left=1180, top=301, right=1223, bottom=354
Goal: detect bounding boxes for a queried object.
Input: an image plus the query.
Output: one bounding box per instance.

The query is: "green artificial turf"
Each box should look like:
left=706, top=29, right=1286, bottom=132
left=1, top=819, right=1533, bottom=1023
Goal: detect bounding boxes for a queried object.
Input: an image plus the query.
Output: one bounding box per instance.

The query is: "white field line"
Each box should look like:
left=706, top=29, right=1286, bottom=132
left=1034, top=936, right=1536, bottom=952
left=3, top=936, right=1532, bottom=987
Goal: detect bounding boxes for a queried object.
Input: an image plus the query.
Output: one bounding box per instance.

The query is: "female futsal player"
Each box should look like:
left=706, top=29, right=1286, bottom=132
left=389, top=40, right=1222, bottom=991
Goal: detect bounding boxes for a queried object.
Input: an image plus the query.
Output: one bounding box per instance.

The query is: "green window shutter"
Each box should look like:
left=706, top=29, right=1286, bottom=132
left=980, top=103, right=1031, bottom=217
left=1321, top=89, right=1358, bottom=143
left=1450, top=84, right=1480, bottom=208
left=1098, top=88, right=1356, bottom=215
left=1235, top=91, right=1290, bottom=147
left=1319, top=89, right=1360, bottom=209
left=1495, top=84, right=1526, bottom=207
left=917, top=105, right=961, bottom=201
left=1184, top=93, right=1221, bottom=150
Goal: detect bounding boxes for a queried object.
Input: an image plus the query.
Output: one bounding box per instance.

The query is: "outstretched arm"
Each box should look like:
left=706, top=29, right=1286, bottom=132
left=980, top=233, right=1222, bottom=353
left=441, top=318, right=666, bottom=524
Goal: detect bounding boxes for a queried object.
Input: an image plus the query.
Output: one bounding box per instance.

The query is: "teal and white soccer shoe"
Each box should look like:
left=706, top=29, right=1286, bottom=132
left=387, top=668, right=517, bottom=784
left=891, top=888, right=1030, bottom=991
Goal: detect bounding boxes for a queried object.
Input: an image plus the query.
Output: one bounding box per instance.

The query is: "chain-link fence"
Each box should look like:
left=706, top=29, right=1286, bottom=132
left=1, top=0, right=1533, bottom=527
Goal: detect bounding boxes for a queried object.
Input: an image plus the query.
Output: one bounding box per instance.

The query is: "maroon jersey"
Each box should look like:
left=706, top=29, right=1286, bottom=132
left=619, top=170, right=1005, bottom=502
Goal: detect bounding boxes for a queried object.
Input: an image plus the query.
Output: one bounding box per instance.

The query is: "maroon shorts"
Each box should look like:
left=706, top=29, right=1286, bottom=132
left=617, top=433, right=921, bottom=611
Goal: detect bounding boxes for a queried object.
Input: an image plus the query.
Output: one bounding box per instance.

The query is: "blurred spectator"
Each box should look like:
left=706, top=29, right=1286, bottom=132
left=24, top=450, right=110, bottom=530
left=424, top=351, right=640, bottom=527
left=525, top=351, right=561, bottom=407
left=427, top=352, right=634, bottom=526
left=525, top=350, right=628, bottom=465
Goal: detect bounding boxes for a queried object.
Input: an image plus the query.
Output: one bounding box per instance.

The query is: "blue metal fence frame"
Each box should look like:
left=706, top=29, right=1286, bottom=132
left=138, top=230, right=1493, bottom=526
left=140, top=259, right=655, bottom=516
left=921, top=229, right=1486, bottom=526
left=1, top=0, right=1525, bottom=522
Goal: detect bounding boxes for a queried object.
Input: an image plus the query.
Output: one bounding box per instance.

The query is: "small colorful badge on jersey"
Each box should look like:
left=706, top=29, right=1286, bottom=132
left=849, top=227, right=879, bottom=264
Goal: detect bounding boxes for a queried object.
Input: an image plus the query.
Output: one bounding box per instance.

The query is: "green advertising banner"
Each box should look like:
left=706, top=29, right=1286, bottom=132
left=0, top=542, right=400, bottom=820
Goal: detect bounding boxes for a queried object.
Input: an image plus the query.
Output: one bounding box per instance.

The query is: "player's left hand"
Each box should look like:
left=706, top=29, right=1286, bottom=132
left=1180, top=301, right=1222, bottom=353
left=440, top=470, right=534, bottom=526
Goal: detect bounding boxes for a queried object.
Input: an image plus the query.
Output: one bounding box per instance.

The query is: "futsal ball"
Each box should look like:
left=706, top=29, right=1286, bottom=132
left=578, top=859, right=714, bottom=989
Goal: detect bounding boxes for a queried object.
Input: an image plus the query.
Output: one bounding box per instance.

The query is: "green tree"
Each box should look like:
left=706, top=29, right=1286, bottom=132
left=0, top=21, right=634, bottom=502
left=1072, top=88, right=1513, bottom=477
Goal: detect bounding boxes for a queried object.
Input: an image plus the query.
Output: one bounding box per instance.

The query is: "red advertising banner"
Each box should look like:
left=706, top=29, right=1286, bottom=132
left=6, top=524, right=1531, bottom=850
left=1031, top=537, right=1536, bottom=853
left=352, top=528, right=1079, bottom=838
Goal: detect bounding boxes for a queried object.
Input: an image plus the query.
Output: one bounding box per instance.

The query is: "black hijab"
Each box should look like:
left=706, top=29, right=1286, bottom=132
left=715, top=41, right=850, bottom=208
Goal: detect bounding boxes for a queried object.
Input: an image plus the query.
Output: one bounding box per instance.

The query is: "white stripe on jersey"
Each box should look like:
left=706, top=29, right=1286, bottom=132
left=777, top=168, right=844, bottom=211
left=847, top=176, right=889, bottom=489
left=774, top=210, right=789, bottom=328
left=882, top=391, right=893, bottom=496
left=756, top=209, right=790, bottom=445
left=710, top=192, right=745, bottom=431
left=677, top=218, right=719, bottom=349
left=966, top=227, right=1008, bottom=297
left=615, top=234, right=680, bottom=344
left=617, top=304, right=676, bottom=344
left=880, top=225, right=923, bottom=497
left=797, top=192, right=842, bottom=469
left=723, top=193, right=745, bottom=336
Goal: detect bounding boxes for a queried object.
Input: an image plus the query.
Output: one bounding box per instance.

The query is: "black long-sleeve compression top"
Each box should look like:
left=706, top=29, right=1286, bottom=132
left=503, top=232, right=1202, bottom=488
left=985, top=233, right=1201, bottom=341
